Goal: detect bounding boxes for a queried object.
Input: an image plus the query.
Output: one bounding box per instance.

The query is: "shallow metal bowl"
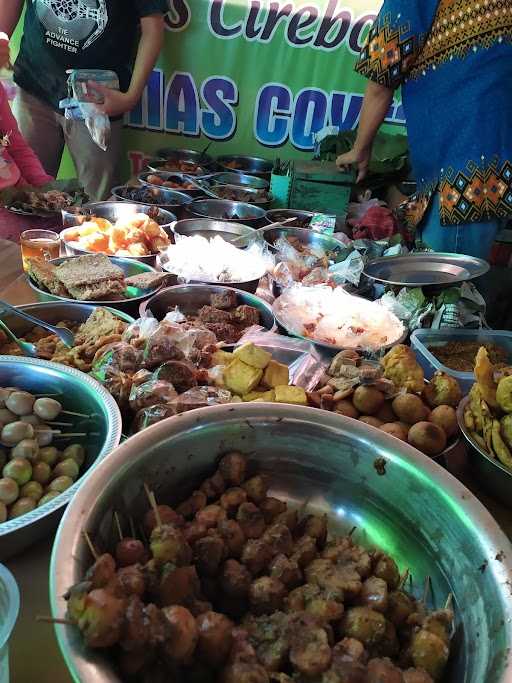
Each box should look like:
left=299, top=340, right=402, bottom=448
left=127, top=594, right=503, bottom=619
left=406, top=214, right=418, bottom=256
left=51, top=403, right=512, bottom=682
left=157, top=250, right=264, bottom=294
left=457, top=397, right=512, bottom=507
left=156, top=147, right=213, bottom=165
left=265, top=208, right=315, bottom=228
left=139, top=284, right=276, bottom=335
left=213, top=171, right=269, bottom=190
left=111, top=185, right=192, bottom=219
left=0, top=303, right=133, bottom=341
left=209, top=183, right=273, bottom=209
left=62, top=201, right=176, bottom=229
left=0, top=356, right=122, bottom=560
left=27, top=256, right=162, bottom=315
left=216, top=154, right=272, bottom=177
left=147, top=153, right=211, bottom=176
left=138, top=171, right=204, bottom=198
left=187, top=198, right=267, bottom=226
left=171, top=218, right=255, bottom=245
left=272, top=291, right=408, bottom=356
left=262, top=225, right=347, bottom=252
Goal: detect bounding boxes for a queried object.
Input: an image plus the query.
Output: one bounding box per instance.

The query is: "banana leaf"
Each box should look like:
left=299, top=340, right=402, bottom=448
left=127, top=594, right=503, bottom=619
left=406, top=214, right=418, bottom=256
left=318, top=130, right=409, bottom=176
left=0, top=178, right=88, bottom=217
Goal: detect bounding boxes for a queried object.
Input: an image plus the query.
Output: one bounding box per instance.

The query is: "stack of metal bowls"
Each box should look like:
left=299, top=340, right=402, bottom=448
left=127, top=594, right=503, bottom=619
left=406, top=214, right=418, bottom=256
left=51, top=403, right=512, bottom=682
left=0, top=356, right=122, bottom=559
left=186, top=199, right=266, bottom=227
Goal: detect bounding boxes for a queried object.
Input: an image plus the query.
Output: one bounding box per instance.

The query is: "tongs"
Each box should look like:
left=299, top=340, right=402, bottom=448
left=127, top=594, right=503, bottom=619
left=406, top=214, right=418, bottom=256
left=230, top=217, right=297, bottom=247
left=0, top=300, right=75, bottom=348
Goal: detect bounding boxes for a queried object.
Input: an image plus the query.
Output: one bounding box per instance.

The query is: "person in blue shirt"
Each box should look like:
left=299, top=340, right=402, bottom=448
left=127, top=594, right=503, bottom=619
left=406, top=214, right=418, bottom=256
left=337, top=0, right=512, bottom=259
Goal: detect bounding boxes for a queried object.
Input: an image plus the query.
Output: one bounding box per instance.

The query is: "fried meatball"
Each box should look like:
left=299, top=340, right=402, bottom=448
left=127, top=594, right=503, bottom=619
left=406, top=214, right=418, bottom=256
left=218, top=519, right=246, bottom=558
left=219, top=452, right=247, bottom=486
left=221, top=559, right=252, bottom=598
left=183, top=521, right=208, bottom=545
left=144, top=505, right=184, bottom=535
left=162, top=606, right=198, bottom=662
left=221, top=487, right=248, bottom=516
left=159, top=565, right=200, bottom=607
left=291, top=535, right=318, bottom=568
left=221, top=661, right=269, bottom=683
left=196, top=504, right=227, bottom=529
left=298, top=514, right=328, bottom=548
left=340, top=607, right=387, bottom=648
left=237, top=502, right=266, bottom=539
left=360, top=577, right=389, bottom=613
left=332, top=637, right=368, bottom=665
left=242, top=475, right=269, bottom=504
left=269, top=554, right=302, bottom=588
left=262, top=523, right=293, bottom=556
left=305, top=559, right=362, bottom=601
left=367, top=657, right=404, bottom=683
left=387, top=590, right=416, bottom=627
left=200, top=470, right=226, bottom=499
left=260, top=497, right=287, bottom=524
left=249, top=577, right=286, bottom=615
left=177, top=490, right=207, bottom=519
left=373, top=554, right=400, bottom=590
left=194, top=534, right=226, bottom=576
left=196, top=611, right=234, bottom=667
left=288, top=614, right=332, bottom=677
left=274, top=509, right=298, bottom=532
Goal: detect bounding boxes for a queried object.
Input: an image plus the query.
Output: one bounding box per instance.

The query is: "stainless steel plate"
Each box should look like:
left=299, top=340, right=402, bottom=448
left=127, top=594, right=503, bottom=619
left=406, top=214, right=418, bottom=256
left=457, top=396, right=512, bottom=507
left=216, top=155, right=272, bottom=176
left=51, top=403, right=512, bottom=683
left=364, top=253, right=490, bottom=287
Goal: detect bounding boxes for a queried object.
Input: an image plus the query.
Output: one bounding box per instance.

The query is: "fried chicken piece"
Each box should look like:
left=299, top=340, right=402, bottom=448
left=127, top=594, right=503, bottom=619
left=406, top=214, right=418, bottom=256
left=221, top=559, right=252, bottom=598
left=287, top=613, right=332, bottom=677
left=249, top=576, right=286, bottom=615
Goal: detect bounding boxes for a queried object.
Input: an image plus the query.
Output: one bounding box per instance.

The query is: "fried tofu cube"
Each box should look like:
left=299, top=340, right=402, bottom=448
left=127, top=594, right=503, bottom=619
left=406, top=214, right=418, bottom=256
left=233, top=343, right=272, bottom=369
left=212, top=350, right=234, bottom=367
left=243, top=390, right=275, bottom=402
left=274, top=385, right=308, bottom=405
left=223, top=359, right=263, bottom=396
left=262, top=360, right=290, bottom=389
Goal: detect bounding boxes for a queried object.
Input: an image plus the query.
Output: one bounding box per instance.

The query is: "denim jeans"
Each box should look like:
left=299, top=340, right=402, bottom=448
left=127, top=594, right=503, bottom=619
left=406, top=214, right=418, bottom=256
left=419, top=193, right=502, bottom=259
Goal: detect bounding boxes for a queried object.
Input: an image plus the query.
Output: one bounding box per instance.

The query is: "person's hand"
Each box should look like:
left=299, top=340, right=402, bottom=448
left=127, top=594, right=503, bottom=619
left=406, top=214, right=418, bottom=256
left=336, top=146, right=372, bottom=183
left=0, top=33, right=11, bottom=70
left=87, top=81, right=137, bottom=117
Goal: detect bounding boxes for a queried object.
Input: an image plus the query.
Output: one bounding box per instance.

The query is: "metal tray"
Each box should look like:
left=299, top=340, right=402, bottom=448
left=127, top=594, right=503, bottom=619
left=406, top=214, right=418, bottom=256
left=364, top=253, right=490, bottom=287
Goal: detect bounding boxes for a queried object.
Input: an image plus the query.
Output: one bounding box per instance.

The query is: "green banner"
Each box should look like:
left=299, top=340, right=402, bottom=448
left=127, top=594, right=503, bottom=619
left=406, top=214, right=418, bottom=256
left=11, top=1, right=405, bottom=179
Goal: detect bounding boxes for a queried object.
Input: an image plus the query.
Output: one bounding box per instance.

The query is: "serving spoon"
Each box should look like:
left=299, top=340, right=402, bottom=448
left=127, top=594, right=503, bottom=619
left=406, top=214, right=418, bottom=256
left=0, top=319, right=38, bottom=357
left=0, top=300, right=75, bottom=348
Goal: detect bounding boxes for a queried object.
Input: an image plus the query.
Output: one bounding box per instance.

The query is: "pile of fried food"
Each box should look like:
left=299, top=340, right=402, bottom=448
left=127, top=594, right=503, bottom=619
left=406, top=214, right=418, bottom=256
left=463, top=347, right=512, bottom=471
left=24, top=189, right=76, bottom=212
left=308, top=345, right=462, bottom=457
left=0, top=308, right=129, bottom=373
left=145, top=174, right=197, bottom=191
left=63, top=212, right=170, bottom=257
left=64, top=451, right=452, bottom=682
left=0, top=388, right=86, bottom=522
left=156, top=159, right=207, bottom=174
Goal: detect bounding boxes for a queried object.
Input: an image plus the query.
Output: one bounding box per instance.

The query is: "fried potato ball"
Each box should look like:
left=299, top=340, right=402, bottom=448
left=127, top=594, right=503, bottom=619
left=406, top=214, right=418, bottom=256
left=334, top=400, right=360, bottom=419
left=380, top=423, right=408, bottom=442
left=408, top=422, right=447, bottom=456
left=359, top=416, right=384, bottom=428
left=392, top=394, right=428, bottom=425
left=352, top=386, right=385, bottom=416
left=429, top=405, right=458, bottom=439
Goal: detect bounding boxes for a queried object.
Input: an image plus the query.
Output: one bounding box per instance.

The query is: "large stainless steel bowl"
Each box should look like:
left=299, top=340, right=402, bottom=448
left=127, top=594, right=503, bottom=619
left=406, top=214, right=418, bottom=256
left=111, top=185, right=192, bottom=219
left=209, top=183, right=273, bottom=209
left=171, top=218, right=255, bottom=245
left=51, top=404, right=512, bottom=682
left=216, top=154, right=272, bottom=177
left=27, top=256, right=163, bottom=315
left=0, top=357, right=122, bottom=559
left=139, top=284, right=276, bottom=335
left=187, top=199, right=267, bottom=226
left=457, top=396, right=512, bottom=507
left=62, top=202, right=176, bottom=229
left=213, top=171, right=269, bottom=190
left=262, top=225, right=348, bottom=251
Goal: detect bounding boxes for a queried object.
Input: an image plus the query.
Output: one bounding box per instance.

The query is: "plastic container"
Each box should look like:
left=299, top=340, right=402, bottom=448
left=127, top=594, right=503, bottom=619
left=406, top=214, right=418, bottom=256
left=411, top=328, right=512, bottom=394
left=0, top=564, right=20, bottom=683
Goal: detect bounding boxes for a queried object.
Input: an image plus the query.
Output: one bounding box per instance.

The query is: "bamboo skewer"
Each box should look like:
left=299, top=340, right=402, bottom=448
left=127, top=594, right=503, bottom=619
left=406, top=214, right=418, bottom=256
left=114, top=512, right=123, bottom=542
left=82, top=531, right=99, bottom=561
left=36, top=616, right=74, bottom=626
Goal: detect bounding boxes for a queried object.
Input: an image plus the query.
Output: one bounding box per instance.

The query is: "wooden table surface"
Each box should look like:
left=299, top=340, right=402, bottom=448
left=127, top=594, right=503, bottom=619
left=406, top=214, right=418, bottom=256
left=1, top=271, right=511, bottom=683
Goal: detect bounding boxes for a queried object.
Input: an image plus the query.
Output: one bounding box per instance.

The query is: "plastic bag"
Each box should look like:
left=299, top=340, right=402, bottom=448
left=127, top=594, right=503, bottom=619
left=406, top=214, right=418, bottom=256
left=129, top=378, right=178, bottom=412
left=153, top=360, right=198, bottom=393
left=328, top=250, right=365, bottom=286
left=234, top=329, right=328, bottom=391
left=92, top=342, right=141, bottom=376
left=132, top=403, right=179, bottom=433
left=123, top=314, right=159, bottom=348
left=60, top=69, right=120, bottom=151
left=142, top=320, right=217, bottom=368
left=164, top=306, right=187, bottom=324
left=171, top=386, right=232, bottom=413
